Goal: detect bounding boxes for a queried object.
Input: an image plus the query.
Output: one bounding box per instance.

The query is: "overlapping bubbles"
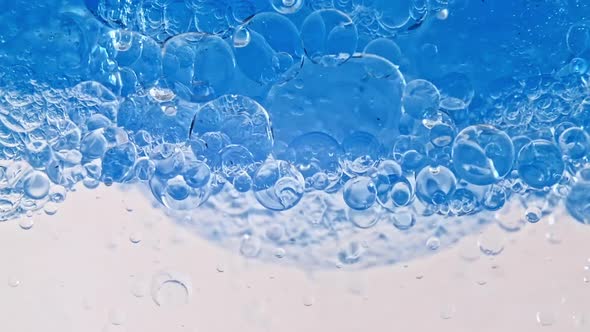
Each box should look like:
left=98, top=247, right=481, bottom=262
left=1, top=0, right=590, bottom=268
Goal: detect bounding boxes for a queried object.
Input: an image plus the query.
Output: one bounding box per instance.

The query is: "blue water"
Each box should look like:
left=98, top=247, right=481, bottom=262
left=1, top=0, right=590, bottom=268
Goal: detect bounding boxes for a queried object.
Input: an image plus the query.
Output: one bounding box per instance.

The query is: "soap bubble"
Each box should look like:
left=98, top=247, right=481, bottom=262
left=253, top=160, right=305, bottom=211
left=162, top=33, right=236, bottom=102
left=301, top=9, right=358, bottom=66
left=452, top=125, right=514, bottom=185
left=517, top=140, right=564, bottom=189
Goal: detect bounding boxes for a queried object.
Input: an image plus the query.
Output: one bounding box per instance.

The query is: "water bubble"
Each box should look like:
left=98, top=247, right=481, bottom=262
left=402, top=79, right=441, bottom=119
left=109, top=309, right=126, bottom=326
left=525, top=206, right=542, bottom=223
left=233, top=27, right=251, bottom=48
left=416, top=166, right=457, bottom=205
left=302, top=294, right=315, bottom=307
left=559, top=127, right=590, bottom=161
left=253, top=160, right=305, bottom=211
left=8, top=277, right=20, bottom=288
left=301, top=9, right=358, bottom=66
left=363, top=37, right=402, bottom=63
left=518, top=140, right=564, bottom=189
left=440, top=303, right=456, bottom=320
left=150, top=271, right=191, bottom=307
left=437, top=72, right=474, bottom=110
left=234, top=12, right=304, bottom=84
left=191, top=95, right=273, bottom=162
left=482, top=185, right=506, bottom=211
left=18, top=217, right=34, bottom=230
left=163, top=33, right=236, bottom=102
left=271, top=0, right=304, bottom=14
left=134, top=158, right=155, bottom=181
left=391, top=210, right=416, bottom=231
left=452, top=125, right=514, bottom=185
left=286, top=132, right=343, bottom=186
left=567, top=24, right=590, bottom=55
left=536, top=311, right=556, bottom=327
left=44, top=202, right=58, bottom=216
left=343, top=176, right=377, bottom=210
left=240, top=234, right=262, bottom=258
left=129, top=232, right=142, bottom=244
left=349, top=205, right=381, bottom=229
left=232, top=171, right=252, bottom=193
left=22, top=170, right=50, bottom=199
left=426, top=236, right=441, bottom=250
left=477, top=226, right=505, bottom=256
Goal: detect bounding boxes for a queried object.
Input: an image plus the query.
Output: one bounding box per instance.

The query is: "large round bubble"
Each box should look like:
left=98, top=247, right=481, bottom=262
left=162, top=33, right=236, bottom=102
left=452, top=125, right=514, bottom=185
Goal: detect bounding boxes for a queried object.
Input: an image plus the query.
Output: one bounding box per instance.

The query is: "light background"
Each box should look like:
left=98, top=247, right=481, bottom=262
left=0, top=185, right=588, bottom=332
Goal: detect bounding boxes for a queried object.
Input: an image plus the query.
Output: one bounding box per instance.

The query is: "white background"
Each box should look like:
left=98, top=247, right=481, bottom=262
left=0, top=185, right=589, bottom=332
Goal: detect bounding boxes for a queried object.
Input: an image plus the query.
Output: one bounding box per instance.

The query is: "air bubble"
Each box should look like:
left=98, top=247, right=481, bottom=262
left=301, top=9, right=358, bottom=66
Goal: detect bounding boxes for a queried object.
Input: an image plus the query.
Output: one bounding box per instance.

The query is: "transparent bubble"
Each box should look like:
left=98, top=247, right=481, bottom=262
left=372, top=0, right=412, bottom=31
left=525, top=206, right=542, bottom=223
left=253, top=160, right=305, bottom=211
left=363, top=38, right=404, bottom=66
left=134, top=158, right=156, bottom=181
left=403, top=79, right=441, bottom=119
left=240, top=234, right=261, bottom=258
left=416, top=166, right=457, bottom=205
left=150, top=271, right=191, bottom=307
left=22, top=170, right=50, bottom=200
left=517, top=140, right=564, bottom=189
left=477, top=226, right=505, bottom=256
left=286, top=132, right=343, bottom=187
left=567, top=23, right=590, bottom=55
left=233, top=27, right=251, bottom=48
left=426, top=236, right=441, bottom=250
left=558, top=127, right=590, bottom=161
left=163, top=33, right=235, bottom=102
left=234, top=12, right=304, bottom=84
left=452, top=125, right=514, bottom=185
left=301, top=9, right=358, bottom=66
left=343, top=176, right=377, bottom=210
left=349, top=204, right=382, bottom=229
left=271, top=0, right=304, bottom=14
left=437, top=72, right=474, bottom=110
left=567, top=180, right=590, bottom=224
left=390, top=209, right=416, bottom=230
left=191, top=95, right=273, bottom=162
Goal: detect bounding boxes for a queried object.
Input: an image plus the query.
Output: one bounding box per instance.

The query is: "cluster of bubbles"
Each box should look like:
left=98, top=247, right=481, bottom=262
left=1, top=0, right=590, bottom=267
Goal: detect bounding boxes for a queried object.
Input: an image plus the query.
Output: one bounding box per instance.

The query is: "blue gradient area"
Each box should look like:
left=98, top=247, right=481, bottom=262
left=1, top=0, right=590, bottom=268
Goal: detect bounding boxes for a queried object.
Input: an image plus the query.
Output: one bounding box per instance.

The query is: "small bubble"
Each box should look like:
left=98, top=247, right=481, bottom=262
left=525, top=206, right=542, bottom=223
left=274, top=248, right=286, bottom=259
left=302, top=295, right=315, bottom=307
left=216, top=265, right=225, bottom=273
left=426, top=236, right=441, bottom=251
left=129, top=232, right=142, bottom=244
left=477, top=227, right=505, bottom=256
left=536, top=311, right=556, bottom=326
left=109, top=309, right=126, bottom=326
left=151, top=271, right=191, bottom=307
left=440, top=303, right=456, bottom=320
left=8, top=277, right=20, bottom=288
left=44, top=202, right=58, bottom=215
left=18, top=218, right=34, bottom=230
